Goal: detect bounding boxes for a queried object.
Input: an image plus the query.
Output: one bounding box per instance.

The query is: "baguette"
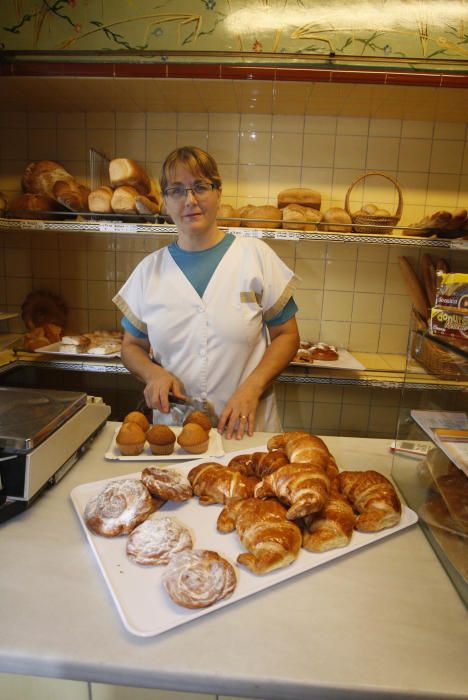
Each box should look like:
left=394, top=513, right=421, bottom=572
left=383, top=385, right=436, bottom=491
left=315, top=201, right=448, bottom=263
left=109, top=158, right=151, bottom=195
left=398, top=256, right=430, bottom=319
left=421, top=253, right=437, bottom=307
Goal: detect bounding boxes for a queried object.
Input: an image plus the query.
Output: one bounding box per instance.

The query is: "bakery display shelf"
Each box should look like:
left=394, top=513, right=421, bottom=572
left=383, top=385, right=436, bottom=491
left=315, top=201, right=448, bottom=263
left=6, top=353, right=464, bottom=390
left=0, top=217, right=463, bottom=248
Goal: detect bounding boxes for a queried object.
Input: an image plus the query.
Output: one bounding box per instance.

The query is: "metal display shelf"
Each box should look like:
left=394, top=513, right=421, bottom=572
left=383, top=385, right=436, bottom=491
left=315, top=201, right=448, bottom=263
left=4, top=356, right=464, bottom=391
left=0, top=217, right=466, bottom=248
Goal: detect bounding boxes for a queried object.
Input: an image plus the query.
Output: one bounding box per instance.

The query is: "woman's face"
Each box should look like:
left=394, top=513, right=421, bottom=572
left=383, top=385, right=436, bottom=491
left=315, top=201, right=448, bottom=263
left=163, top=164, right=221, bottom=239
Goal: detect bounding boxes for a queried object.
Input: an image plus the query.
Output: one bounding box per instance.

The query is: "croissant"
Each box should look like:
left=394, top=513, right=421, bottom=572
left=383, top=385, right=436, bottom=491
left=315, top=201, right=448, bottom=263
left=266, top=430, right=308, bottom=452
left=302, top=491, right=356, bottom=552
left=255, top=462, right=330, bottom=520
left=217, top=497, right=302, bottom=574
left=250, top=450, right=290, bottom=478
left=338, top=470, right=401, bottom=532
left=227, top=453, right=256, bottom=476
left=188, top=462, right=258, bottom=505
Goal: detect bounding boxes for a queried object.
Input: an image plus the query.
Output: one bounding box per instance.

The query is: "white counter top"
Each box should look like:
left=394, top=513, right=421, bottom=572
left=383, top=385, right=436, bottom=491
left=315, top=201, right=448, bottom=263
left=0, top=422, right=467, bottom=699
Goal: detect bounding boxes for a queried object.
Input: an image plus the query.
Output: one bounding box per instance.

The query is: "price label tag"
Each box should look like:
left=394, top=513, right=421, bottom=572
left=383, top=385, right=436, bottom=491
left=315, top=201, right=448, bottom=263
left=451, top=239, right=468, bottom=250
left=20, top=220, right=45, bottom=230
left=99, top=222, right=138, bottom=233
left=274, top=231, right=300, bottom=240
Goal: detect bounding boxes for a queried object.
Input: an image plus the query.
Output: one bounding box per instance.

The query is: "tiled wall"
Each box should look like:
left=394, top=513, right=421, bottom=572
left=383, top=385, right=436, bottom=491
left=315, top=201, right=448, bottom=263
left=0, top=107, right=466, bottom=437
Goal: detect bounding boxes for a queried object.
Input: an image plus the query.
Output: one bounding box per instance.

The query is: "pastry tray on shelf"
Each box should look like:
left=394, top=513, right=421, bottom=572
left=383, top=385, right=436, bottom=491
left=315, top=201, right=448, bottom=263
left=70, top=449, right=417, bottom=638
left=290, top=348, right=365, bottom=370
left=34, top=342, right=121, bottom=359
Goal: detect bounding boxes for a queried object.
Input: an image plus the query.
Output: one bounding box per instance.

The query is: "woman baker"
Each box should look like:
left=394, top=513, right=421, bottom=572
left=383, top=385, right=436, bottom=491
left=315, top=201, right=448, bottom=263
left=113, top=146, right=300, bottom=439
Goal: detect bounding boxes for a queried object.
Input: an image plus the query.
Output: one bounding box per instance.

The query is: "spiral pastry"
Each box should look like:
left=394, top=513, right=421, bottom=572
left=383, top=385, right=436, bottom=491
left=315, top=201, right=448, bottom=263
left=141, top=466, right=193, bottom=501
left=162, top=549, right=237, bottom=609
left=84, top=478, right=159, bottom=537
left=126, top=515, right=193, bottom=565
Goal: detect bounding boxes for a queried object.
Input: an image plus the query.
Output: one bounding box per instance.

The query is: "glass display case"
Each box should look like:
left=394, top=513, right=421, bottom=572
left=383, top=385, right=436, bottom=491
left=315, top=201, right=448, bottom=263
left=392, top=331, right=467, bottom=607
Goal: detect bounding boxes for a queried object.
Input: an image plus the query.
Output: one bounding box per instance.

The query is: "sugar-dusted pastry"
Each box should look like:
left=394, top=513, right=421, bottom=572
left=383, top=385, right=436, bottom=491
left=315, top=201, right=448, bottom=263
left=309, top=342, right=339, bottom=361
left=162, top=549, right=237, bottom=609
left=177, top=422, right=210, bottom=454
left=116, top=421, right=146, bottom=456
left=141, top=466, right=193, bottom=501
left=188, top=462, right=258, bottom=505
left=217, top=497, right=302, bottom=574
left=123, top=410, right=150, bottom=433
left=338, top=470, right=402, bottom=532
left=255, top=462, right=330, bottom=520
left=126, top=514, right=193, bottom=565
left=146, top=424, right=176, bottom=455
left=84, top=478, right=159, bottom=537
left=302, top=491, right=356, bottom=552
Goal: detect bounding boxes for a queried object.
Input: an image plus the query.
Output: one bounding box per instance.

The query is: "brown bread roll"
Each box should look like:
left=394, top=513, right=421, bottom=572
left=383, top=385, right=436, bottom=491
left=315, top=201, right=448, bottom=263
left=238, top=204, right=257, bottom=225
left=88, top=186, right=113, bottom=213
left=9, top=193, right=60, bottom=219
left=322, top=207, right=353, bottom=233
left=277, top=187, right=321, bottom=210
left=109, top=158, right=151, bottom=195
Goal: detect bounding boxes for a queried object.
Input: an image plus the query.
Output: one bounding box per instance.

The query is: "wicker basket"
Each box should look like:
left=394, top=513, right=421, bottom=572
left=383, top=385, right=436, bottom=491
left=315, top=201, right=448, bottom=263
left=345, top=171, right=403, bottom=235
left=411, top=329, right=468, bottom=379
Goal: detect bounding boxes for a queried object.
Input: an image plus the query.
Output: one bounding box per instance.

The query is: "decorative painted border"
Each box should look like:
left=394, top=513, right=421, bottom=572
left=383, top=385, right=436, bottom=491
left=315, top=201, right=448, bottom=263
left=1, top=60, right=468, bottom=87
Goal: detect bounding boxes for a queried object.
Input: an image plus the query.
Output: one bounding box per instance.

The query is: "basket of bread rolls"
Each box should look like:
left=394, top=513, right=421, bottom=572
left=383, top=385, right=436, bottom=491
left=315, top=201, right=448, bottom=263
left=345, top=171, right=403, bottom=235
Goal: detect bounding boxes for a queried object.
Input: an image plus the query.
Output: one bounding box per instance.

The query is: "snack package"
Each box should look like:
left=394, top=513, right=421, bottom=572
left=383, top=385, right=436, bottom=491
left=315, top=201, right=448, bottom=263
left=435, top=272, right=468, bottom=313
left=430, top=307, right=468, bottom=341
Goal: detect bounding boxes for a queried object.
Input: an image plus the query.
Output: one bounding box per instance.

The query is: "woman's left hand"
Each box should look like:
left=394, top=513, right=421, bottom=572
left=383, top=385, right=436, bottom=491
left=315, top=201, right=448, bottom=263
left=217, top=385, right=260, bottom=440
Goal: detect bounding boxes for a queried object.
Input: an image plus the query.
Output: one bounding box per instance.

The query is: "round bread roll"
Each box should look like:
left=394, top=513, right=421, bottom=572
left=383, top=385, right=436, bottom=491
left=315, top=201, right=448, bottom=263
left=146, top=424, right=176, bottom=455
left=116, top=422, right=146, bottom=456
left=217, top=203, right=240, bottom=227
left=126, top=514, right=193, bottom=565
left=84, top=478, right=157, bottom=537
left=322, top=207, right=353, bottom=233
left=162, top=549, right=237, bottom=609
left=183, top=410, right=212, bottom=432
left=277, top=187, right=321, bottom=210
left=249, top=205, right=282, bottom=229
left=123, top=411, right=150, bottom=433
left=177, top=422, right=210, bottom=454
left=373, top=208, right=392, bottom=217
left=362, top=203, right=378, bottom=214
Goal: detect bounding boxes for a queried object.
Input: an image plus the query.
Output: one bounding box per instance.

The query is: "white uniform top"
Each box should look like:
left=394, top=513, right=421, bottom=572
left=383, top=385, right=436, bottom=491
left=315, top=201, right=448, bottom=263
left=113, top=236, right=298, bottom=432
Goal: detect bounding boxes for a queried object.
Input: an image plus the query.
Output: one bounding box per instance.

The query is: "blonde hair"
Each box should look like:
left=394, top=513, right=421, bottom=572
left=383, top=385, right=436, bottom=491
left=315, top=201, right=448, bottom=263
left=160, top=146, right=222, bottom=194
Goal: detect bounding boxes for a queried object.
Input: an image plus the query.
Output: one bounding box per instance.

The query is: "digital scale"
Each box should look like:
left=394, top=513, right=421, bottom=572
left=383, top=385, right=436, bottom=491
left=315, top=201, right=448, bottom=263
left=0, top=386, right=110, bottom=523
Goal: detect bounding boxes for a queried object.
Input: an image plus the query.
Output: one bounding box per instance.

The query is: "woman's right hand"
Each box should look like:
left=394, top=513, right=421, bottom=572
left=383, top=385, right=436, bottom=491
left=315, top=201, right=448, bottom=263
left=120, top=331, right=186, bottom=413
left=143, top=369, right=186, bottom=413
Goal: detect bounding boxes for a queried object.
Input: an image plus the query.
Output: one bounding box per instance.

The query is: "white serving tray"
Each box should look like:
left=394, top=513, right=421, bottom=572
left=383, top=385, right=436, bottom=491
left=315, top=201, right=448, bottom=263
left=105, top=425, right=225, bottom=461
left=290, top=347, right=365, bottom=370
left=70, top=448, right=418, bottom=638
left=34, top=342, right=121, bottom=358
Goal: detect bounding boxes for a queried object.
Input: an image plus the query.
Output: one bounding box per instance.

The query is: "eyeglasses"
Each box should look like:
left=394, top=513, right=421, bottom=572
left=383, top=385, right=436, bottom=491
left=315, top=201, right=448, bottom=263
left=164, top=181, right=218, bottom=201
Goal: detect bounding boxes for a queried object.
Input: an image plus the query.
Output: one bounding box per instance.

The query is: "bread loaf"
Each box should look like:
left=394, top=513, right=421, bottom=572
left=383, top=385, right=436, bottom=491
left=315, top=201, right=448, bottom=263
left=88, top=186, right=113, bottom=213
left=277, top=187, right=321, bottom=210
left=0, top=192, right=8, bottom=217
left=22, top=160, right=89, bottom=212
left=322, top=207, right=352, bottom=233
left=398, top=256, right=430, bottom=319
left=237, top=204, right=256, bottom=225
left=109, top=158, right=150, bottom=195
left=135, top=195, right=160, bottom=216
left=217, top=203, right=240, bottom=227
left=249, top=205, right=282, bottom=229
left=111, top=186, right=139, bottom=214
left=9, top=193, right=60, bottom=219
left=282, top=203, right=307, bottom=230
